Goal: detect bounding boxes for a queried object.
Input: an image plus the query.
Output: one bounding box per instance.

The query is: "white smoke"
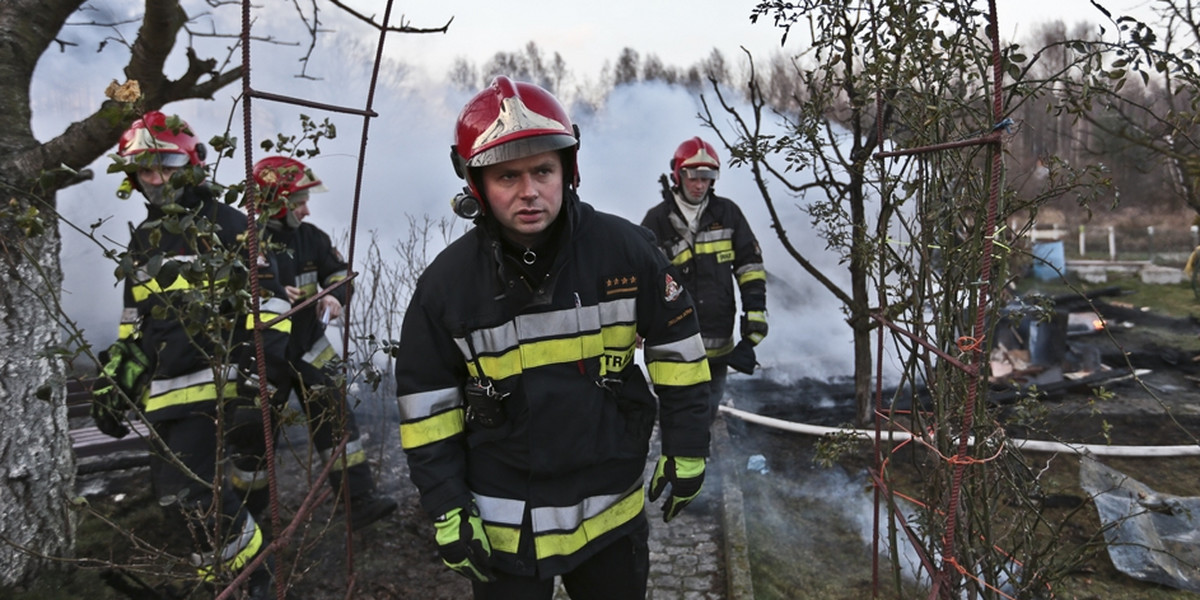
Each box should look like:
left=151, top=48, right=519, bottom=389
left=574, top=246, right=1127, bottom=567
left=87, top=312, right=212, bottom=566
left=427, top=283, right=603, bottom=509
left=37, top=11, right=867, bottom=384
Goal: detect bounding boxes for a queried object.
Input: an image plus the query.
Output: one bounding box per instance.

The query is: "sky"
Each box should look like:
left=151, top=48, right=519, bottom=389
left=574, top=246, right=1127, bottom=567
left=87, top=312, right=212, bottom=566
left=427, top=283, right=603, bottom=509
left=376, top=0, right=1149, bottom=83
left=36, top=0, right=1152, bottom=382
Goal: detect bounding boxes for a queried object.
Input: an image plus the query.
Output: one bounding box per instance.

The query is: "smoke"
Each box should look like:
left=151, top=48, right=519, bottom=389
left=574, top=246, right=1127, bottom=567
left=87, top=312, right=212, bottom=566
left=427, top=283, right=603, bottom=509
left=37, top=18, right=868, bottom=383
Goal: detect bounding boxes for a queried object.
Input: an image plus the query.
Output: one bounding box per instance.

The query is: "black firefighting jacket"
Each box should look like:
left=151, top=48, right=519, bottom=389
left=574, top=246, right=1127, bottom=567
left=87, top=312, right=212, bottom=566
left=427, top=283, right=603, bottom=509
left=118, top=185, right=292, bottom=422
left=266, top=221, right=350, bottom=369
left=395, top=191, right=712, bottom=578
left=640, top=189, right=767, bottom=358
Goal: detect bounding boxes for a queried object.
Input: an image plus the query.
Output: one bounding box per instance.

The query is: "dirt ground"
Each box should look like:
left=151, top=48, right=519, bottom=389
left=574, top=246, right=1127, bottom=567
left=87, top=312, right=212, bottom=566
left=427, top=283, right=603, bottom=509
left=721, top=297, right=1200, bottom=599
left=7, top=297, right=1200, bottom=600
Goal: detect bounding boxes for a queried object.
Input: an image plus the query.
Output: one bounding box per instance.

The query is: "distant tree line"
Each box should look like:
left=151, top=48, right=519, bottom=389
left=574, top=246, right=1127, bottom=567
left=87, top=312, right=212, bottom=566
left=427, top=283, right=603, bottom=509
left=444, top=13, right=1200, bottom=227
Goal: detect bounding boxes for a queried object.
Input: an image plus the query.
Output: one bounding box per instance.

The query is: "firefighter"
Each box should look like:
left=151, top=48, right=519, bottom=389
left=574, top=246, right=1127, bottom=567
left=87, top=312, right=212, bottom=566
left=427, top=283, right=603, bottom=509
left=640, top=137, right=768, bottom=424
left=93, top=111, right=292, bottom=598
left=226, top=155, right=397, bottom=531
left=394, top=76, right=713, bottom=599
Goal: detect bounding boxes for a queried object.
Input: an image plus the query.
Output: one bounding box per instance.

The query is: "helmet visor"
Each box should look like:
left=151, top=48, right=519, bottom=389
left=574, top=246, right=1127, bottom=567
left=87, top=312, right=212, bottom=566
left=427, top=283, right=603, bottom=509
left=680, top=166, right=719, bottom=181
left=467, top=133, right=577, bottom=168
left=130, top=151, right=191, bottom=169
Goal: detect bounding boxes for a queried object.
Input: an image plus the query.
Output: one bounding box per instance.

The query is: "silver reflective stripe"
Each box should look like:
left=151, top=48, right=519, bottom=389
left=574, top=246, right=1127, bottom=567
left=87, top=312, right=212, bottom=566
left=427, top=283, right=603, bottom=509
left=644, top=335, right=708, bottom=363
left=455, top=305, right=602, bottom=356
left=696, top=228, right=733, bottom=243
left=260, top=296, right=291, bottom=314
left=703, top=335, right=735, bottom=351
left=397, top=387, right=462, bottom=421
left=599, top=297, right=636, bottom=325
left=530, top=480, right=644, bottom=533
left=474, top=493, right=525, bottom=526
left=735, top=262, right=764, bottom=277
left=132, top=255, right=199, bottom=284
left=302, top=335, right=333, bottom=365
left=296, top=271, right=319, bottom=287
left=120, top=308, right=140, bottom=325
left=216, top=513, right=259, bottom=563
left=228, top=464, right=268, bottom=490
left=149, top=366, right=237, bottom=396
left=319, top=438, right=364, bottom=464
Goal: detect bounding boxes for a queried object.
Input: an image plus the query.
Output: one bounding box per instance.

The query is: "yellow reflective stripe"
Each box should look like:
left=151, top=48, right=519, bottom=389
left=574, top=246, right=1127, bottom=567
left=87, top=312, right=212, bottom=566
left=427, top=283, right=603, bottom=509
left=484, top=523, right=522, bottom=554
left=533, top=487, right=644, bottom=560
left=197, top=517, right=264, bottom=582
left=144, top=382, right=238, bottom=413
left=399, top=408, right=464, bottom=449
left=131, top=274, right=194, bottom=302
left=302, top=336, right=337, bottom=368
left=245, top=314, right=292, bottom=334
left=647, top=358, right=711, bottom=387
left=325, top=270, right=349, bottom=285
left=705, top=339, right=735, bottom=358
left=229, top=465, right=269, bottom=492
left=669, top=248, right=692, bottom=266
left=118, top=323, right=138, bottom=340
left=471, top=332, right=605, bottom=380
left=694, top=239, right=733, bottom=256
left=328, top=447, right=366, bottom=471
left=737, top=269, right=766, bottom=285
left=320, top=438, right=367, bottom=471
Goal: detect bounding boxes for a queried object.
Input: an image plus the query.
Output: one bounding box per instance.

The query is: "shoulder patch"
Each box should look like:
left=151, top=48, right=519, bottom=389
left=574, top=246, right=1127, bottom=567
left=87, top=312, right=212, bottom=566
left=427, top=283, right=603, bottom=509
left=664, top=273, right=683, bottom=302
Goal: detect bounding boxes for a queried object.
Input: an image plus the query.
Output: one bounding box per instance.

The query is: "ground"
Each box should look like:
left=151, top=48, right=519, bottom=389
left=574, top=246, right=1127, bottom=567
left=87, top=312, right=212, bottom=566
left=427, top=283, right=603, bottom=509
left=721, top=279, right=1200, bottom=599
left=6, top=277, right=1200, bottom=600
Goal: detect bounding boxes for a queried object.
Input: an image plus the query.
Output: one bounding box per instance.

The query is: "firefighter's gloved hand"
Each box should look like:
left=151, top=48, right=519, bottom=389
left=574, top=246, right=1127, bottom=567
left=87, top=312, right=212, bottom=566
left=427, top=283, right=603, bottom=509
left=434, top=504, right=494, bottom=582
left=726, top=338, right=758, bottom=375
left=740, top=311, right=768, bottom=345
left=100, top=339, right=151, bottom=399
left=90, top=384, right=129, bottom=439
left=91, top=340, right=150, bottom=439
left=648, top=456, right=705, bottom=522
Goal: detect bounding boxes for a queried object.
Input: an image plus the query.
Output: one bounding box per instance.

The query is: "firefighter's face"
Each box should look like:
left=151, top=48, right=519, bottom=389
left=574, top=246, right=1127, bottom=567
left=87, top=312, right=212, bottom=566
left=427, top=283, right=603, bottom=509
left=681, top=172, right=713, bottom=203
left=480, top=151, right=564, bottom=248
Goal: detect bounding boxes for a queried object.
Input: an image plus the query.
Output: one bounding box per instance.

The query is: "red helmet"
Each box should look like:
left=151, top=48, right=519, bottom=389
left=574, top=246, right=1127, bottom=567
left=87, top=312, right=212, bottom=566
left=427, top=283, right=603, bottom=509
left=450, top=76, right=580, bottom=211
left=252, top=155, right=326, bottom=215
left=670, top=136, right=720, bottom=186
left=118, top=111, right=206, bottom=168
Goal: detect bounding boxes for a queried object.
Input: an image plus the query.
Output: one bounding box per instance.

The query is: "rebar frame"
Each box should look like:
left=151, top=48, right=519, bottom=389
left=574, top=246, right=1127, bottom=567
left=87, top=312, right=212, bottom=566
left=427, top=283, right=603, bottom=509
left=867, top=0, right=1009, bottom=598
left=216, top=2, right=398, bottom=598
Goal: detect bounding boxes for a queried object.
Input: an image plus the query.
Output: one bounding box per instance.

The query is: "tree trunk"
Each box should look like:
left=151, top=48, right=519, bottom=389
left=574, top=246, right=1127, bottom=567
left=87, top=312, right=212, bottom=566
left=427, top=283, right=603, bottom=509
left=0, top=212, right=76, bottom=586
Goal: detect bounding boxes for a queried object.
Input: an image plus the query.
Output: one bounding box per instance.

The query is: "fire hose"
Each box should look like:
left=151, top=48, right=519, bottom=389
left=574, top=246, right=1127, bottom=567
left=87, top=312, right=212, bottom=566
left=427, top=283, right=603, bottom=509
left=718, top=405, right=1200, bottom=457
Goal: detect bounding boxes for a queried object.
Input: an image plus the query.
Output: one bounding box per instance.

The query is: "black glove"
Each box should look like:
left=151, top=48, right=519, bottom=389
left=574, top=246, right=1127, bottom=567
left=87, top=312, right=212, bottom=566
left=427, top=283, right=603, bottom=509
left=434, top=504, right=494, bottom=582
left=726, top=338, right=758, bottom=375
left=90, top=386, right=129, bottom=438
left=648, top=456, right=706, bottom=522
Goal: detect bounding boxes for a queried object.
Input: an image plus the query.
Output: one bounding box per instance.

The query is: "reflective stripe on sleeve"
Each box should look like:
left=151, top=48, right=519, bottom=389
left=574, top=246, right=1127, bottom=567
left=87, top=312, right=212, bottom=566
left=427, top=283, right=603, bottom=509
left=398, top=408, right=464, bottom=449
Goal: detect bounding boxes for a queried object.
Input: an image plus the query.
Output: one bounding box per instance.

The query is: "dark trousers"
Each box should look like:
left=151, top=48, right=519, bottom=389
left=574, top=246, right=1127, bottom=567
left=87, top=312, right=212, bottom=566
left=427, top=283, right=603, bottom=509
left=471, top=513, right=651, bottom=600
left=148, top=412, right=266, bottom=578
left=704, top=357, right=730, bottom=426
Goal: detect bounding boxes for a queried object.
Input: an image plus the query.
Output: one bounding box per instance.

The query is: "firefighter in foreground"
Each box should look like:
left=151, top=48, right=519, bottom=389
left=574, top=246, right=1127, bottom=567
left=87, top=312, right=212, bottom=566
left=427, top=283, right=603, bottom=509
left=640, top=137, right=768, bottom=424
left=394, top=77, right=713, bottom=599
left=227, top=155, right=397, bottom=531
left=93, top=111, right=293, bottom=597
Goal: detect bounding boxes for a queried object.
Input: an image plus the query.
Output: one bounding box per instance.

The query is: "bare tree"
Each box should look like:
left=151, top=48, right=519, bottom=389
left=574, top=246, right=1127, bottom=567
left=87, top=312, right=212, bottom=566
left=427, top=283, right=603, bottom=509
left=0, top=0, right=447, bottom=586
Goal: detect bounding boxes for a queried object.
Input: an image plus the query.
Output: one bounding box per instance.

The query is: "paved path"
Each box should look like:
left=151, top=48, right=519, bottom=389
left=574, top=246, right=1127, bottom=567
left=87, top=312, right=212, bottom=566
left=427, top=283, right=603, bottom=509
left=553, top=414, right=753, bottom=599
